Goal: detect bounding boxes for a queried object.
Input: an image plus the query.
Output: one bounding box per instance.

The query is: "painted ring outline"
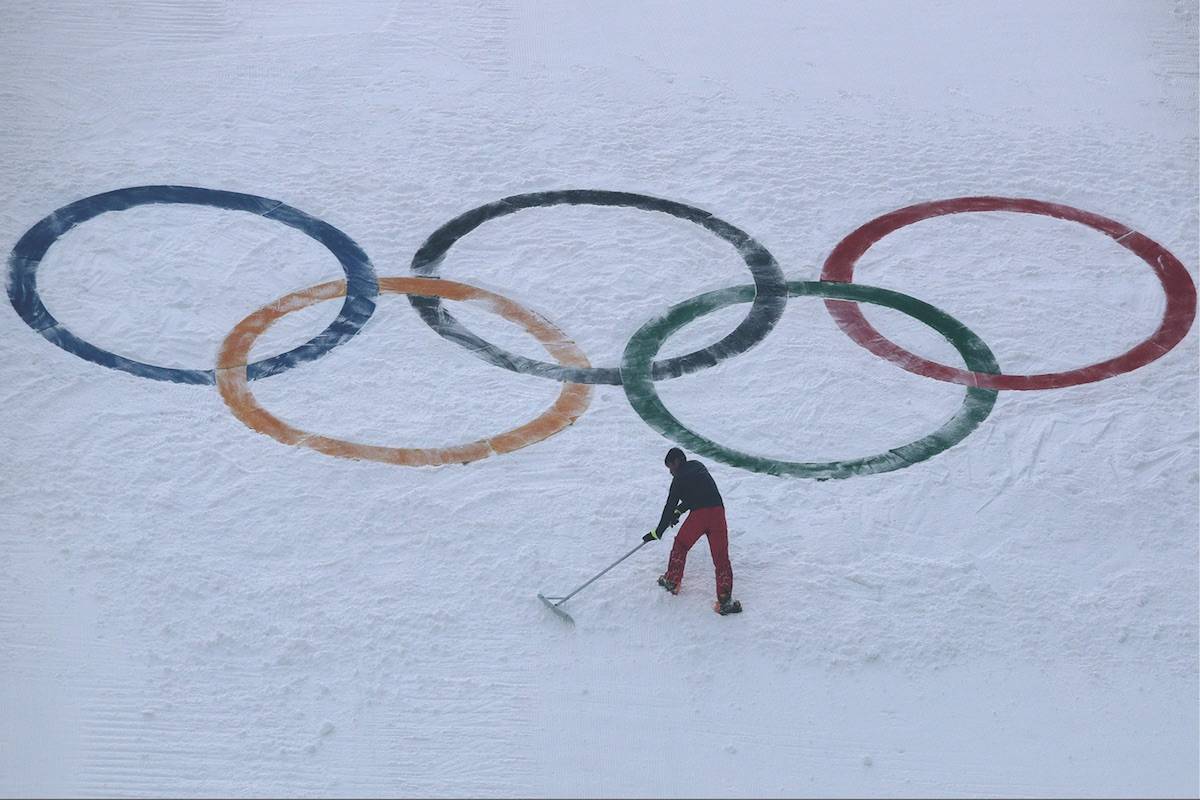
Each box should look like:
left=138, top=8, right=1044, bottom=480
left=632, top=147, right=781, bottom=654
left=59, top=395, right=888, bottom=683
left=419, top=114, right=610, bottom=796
left=409, top=189, right=788, bottom=385
left=217, top=276, right=593, bottom=466
left=7, top=185, right=379, bottom=385
left=820, top=197, right=1197, bottom=390
left=621, top=281, right=999, bottom=479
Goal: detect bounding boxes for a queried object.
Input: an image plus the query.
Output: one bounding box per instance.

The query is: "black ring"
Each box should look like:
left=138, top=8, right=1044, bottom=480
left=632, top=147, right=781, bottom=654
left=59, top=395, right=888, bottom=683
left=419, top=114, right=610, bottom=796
left=408, top=190, right=787, bottom=385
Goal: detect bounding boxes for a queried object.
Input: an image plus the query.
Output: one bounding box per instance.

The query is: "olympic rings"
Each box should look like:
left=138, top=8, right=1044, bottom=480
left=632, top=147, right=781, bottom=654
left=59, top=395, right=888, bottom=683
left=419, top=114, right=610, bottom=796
left=7, top=185, right=378, bottom=385
left=408, top=190, right=789, bottom=385
left=216, top=277, right=592, bottom=466
left=621, top=281, right=1000, bottom=479
left=8, top=185, right=1196, bottom=478
left=821, top=197, right=1198, bottom=390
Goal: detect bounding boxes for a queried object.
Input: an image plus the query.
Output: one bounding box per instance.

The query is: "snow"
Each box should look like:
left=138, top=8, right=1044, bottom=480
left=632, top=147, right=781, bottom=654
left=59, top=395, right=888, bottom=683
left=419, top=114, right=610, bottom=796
left=2, top=0, right=1197, bottom=796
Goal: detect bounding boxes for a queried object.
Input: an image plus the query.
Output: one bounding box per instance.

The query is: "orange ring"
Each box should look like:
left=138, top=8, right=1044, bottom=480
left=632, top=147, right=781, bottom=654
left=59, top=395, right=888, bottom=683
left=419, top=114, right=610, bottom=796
left=216, top=277, right=592, bottom=466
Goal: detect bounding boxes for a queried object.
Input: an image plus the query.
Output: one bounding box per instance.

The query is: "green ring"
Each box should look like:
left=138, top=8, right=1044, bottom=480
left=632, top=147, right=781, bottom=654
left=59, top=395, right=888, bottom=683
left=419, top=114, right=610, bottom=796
left=620, top=281, right=1000, bottom=479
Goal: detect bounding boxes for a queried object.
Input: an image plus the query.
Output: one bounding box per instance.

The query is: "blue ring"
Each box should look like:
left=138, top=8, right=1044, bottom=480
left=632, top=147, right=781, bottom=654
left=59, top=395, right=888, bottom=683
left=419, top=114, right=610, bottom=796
left=7, top=186, right=378, bottom=385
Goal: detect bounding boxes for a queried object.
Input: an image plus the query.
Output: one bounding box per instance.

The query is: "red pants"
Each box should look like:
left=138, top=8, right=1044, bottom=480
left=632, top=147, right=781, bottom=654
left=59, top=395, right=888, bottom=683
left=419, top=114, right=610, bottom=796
left=665, top=506, right=732, bottom=599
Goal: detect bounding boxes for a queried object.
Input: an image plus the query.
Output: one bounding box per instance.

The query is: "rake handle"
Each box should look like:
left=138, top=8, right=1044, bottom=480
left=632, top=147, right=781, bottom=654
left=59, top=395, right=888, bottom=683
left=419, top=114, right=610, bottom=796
left=553, top=540, right=650, bottom=606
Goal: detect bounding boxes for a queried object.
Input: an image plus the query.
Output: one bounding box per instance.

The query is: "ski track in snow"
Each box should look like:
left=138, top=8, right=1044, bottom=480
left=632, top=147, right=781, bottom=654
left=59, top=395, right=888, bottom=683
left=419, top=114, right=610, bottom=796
left=1, top=0, right=1197, bottom=797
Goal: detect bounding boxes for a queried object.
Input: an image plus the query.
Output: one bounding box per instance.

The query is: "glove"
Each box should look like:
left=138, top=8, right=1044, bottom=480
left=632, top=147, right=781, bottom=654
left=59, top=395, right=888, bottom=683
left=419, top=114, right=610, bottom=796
left=642, top=529, right=663, bottom=543
left=670, top=506, right=684, bottom=526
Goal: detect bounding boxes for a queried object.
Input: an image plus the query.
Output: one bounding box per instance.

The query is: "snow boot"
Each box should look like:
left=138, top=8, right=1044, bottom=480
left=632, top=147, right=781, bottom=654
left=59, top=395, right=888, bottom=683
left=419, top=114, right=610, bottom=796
left=657, top=574, right=679, bottom=595
left=714, top=593, right=742, bottom=615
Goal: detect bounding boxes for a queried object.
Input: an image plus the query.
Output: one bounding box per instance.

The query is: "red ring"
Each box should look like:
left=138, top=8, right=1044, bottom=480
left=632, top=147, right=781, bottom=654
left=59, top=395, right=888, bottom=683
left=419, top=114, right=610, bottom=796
left=820, top=197, right=1197, bottom=390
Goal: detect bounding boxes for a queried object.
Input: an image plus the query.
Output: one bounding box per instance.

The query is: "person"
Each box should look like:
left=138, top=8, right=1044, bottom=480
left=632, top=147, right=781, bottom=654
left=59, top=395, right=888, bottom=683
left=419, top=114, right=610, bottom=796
left=643, top=447, right=742, bottom=615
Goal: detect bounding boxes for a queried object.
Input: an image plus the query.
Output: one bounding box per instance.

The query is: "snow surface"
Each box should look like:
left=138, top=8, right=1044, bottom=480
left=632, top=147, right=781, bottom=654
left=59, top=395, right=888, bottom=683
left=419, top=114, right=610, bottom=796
left=2, top=0, right=1197, bottom=797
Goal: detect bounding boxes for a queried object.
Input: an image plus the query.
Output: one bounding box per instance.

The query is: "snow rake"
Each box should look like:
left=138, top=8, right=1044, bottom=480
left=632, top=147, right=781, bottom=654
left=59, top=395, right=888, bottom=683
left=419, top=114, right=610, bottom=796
left=538, top=539, right=651, bottom=625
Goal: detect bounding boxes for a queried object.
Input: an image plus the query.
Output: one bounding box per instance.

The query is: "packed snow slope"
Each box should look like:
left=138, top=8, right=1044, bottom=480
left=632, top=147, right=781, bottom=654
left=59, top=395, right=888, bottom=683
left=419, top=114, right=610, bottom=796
left=2, top=1, right=1197, bottom=797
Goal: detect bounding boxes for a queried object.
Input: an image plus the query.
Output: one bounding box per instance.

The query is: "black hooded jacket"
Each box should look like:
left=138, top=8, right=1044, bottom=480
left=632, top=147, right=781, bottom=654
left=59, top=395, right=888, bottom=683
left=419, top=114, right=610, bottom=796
left=655, top=459, right=723, bottom=536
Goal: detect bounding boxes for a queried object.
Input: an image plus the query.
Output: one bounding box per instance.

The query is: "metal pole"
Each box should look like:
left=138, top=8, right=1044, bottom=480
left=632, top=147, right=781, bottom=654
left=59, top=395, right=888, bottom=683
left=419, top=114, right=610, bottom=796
left=551, top=540, right=650, bottom=607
